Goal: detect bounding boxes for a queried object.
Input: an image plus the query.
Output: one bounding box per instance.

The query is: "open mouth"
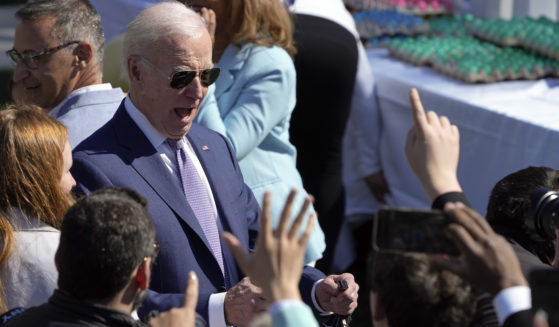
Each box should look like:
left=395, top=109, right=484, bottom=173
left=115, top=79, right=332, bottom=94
left=174, top=107, right=194, bottom=120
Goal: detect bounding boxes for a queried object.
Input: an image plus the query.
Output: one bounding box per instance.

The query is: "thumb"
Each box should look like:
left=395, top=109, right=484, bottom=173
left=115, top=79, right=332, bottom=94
left=183, top=271, right=199, bottom=311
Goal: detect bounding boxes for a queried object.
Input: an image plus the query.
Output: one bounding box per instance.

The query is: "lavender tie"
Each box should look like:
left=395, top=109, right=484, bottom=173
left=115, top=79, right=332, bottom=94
left=168, top=138, right=225, bottom=276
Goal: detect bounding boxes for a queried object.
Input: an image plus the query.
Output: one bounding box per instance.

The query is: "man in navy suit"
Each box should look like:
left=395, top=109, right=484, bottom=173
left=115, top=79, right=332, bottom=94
left=71, top=2, right=358, bottom=326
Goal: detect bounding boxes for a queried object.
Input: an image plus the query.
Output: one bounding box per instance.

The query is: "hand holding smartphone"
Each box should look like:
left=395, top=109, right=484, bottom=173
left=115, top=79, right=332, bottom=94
left=373, top=206, right=460, bottom=256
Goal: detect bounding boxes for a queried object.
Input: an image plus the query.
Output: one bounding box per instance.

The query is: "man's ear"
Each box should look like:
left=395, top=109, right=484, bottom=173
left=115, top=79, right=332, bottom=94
left=127, top=56, right=142, bottom=82
left=74, top=42, right=94, bottom=67
left=135, top=259, right=151, bottom=290
left=371, top=292, right=386, bottom=322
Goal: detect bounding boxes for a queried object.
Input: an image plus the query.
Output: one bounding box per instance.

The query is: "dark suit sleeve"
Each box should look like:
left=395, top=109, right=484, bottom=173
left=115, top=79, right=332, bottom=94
left=299, top=266, right=333, bottom=321
left=502, top=309, right=531, bottom=327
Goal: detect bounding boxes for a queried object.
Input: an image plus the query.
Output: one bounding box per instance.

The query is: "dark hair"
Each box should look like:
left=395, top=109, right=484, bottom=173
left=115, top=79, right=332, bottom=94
left=370, top=252, right=476, bottom=327
left=486, top=166, right=559, bottom=263
left=56, top=187, right=155, bottom=301
left=16, top=0, right=105, bottom=67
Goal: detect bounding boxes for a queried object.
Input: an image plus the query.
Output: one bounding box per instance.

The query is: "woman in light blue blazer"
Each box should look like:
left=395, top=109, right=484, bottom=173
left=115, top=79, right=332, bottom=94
left=191, top=0, right=325, bottom=264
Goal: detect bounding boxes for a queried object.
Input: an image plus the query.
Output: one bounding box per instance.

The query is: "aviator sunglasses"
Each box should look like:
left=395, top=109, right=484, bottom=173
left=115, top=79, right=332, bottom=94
left=138, top=55, right=220, bottom=89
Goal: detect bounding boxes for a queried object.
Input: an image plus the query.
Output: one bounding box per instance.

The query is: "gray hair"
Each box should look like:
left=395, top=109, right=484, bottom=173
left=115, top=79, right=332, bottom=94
left=121, top=1, right=207, bottom=83
left=16, top=0, right=105, bottom=68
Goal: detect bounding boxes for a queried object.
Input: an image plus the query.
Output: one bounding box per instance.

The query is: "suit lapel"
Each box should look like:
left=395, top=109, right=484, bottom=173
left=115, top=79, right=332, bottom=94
left=111, top=106, right=215, bottom=254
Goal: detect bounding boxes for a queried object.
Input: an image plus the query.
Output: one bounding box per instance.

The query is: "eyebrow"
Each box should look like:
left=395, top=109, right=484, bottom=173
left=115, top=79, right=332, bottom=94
left=173, top=64, right=214, bottom=72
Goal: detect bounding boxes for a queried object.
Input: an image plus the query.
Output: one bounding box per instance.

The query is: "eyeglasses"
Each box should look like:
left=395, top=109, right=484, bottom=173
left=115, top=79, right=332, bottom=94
left=6, top=41, right=81, bottom=70
left=137, top=55, right=220, bottom=89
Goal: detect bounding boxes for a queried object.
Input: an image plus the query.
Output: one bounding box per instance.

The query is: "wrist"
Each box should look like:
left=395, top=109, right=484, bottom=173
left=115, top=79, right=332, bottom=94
left=269, top=287, right=302, bottom=302
left=497, top=276, right=528, bottom=295
left=423, top=176, right=462, bottom=201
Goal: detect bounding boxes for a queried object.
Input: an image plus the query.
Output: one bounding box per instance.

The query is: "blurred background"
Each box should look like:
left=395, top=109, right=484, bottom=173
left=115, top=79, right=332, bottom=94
left=0, top=0, right=23, bottom=105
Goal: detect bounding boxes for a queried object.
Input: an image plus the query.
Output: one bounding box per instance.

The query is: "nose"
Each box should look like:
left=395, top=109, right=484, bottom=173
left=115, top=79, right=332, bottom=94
left=183, top=75, right=205, bottom=100
left=12, top=61, right=30, bottom=83
left=70, top=173, right=77, bottom=189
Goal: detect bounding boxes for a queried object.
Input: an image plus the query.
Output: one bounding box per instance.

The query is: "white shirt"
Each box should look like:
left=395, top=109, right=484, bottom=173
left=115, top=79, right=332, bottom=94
left=49, top=83, right=113, bottom=118
left=493, top=286, right=532, bottom=325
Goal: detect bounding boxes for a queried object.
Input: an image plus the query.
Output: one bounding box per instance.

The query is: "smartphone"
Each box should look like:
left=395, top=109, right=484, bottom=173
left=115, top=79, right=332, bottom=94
left=373, top=206, right=460, bottom=256
left=530, top=268, right=559, bottom=327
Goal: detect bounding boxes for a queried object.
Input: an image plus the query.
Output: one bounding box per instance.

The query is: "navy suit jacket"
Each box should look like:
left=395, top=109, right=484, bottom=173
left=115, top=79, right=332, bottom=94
left=71, top=102, right=325, bottom=320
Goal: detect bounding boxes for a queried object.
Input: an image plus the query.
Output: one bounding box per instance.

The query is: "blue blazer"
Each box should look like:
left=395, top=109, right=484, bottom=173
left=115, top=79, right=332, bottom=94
left=196, top=43, right=326, bottom=263
left=71, top=103, right=325, bottom=320
left=53, top=87, right=124, bottom=149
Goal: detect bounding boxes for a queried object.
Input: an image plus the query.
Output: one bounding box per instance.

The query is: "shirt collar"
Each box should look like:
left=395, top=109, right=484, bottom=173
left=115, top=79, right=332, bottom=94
left=49, top=83, right=113, bottom=118
left=124, top=95, right=168, bottom=150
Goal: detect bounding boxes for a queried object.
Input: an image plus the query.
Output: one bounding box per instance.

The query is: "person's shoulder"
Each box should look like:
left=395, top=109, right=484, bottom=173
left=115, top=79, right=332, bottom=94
left=72, top=122, right=116, bottom=155
left=2, top=305, right=51, bottom=327
left=72, top=107, right=124, bottom=154
left=507, top=239, right=551, bottom=277
left=78, top=86, right=124, bottom=100
left=241, top=43, right=293, bottom=69
left=189, top=123, right=230, bottom=145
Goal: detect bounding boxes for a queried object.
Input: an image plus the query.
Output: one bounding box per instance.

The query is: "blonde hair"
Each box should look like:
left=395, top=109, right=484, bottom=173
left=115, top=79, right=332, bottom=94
left=227, top=0, right=296, bottom=58
left=0, top=105, right=74, bottom=312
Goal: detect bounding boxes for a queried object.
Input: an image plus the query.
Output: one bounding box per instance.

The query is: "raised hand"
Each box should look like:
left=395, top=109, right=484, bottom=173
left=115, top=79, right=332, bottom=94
left=222, top=190, right=315, bottom=324
left=148, top=271, right=199, bottom=327
left=405, top=88, right=462, bottom=201
left=433, top=203, right=527, bottom=295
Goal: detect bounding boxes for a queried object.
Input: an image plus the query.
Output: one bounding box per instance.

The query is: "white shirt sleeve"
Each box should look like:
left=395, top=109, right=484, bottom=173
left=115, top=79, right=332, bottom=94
left=209, top=292, right=228, bottom=327
left=492, top=286, right=531, bottom=326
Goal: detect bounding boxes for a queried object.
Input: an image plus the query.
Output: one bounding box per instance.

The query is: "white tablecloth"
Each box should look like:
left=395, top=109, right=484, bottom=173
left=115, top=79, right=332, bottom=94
left=369, top=49, right=559, bottom=214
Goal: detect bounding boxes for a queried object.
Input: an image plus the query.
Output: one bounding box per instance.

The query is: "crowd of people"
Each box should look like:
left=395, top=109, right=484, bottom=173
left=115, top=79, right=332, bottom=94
left=0, top=0, right=556, bottom=326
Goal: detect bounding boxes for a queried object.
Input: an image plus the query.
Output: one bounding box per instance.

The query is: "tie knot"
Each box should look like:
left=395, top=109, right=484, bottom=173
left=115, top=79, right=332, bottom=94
left=167, top=138, right=185, bottom=151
